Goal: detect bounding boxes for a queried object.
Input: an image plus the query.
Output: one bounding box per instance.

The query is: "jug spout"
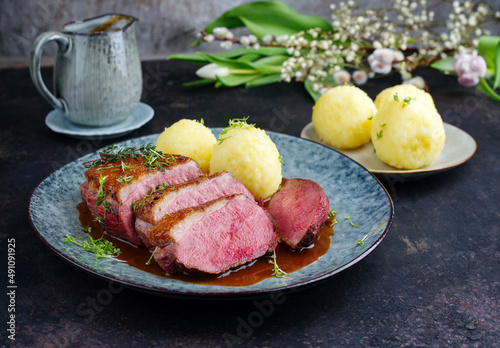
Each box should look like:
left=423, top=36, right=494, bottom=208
left=62, top=14, right=138, bottom=35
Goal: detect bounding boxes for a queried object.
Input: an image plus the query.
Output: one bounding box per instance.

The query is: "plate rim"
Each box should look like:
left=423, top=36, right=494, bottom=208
left=28, top=130, right=394, bottom=299
left=301, top=122, right=477, bottom=175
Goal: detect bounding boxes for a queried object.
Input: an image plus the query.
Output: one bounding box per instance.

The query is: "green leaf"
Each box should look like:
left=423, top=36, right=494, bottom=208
left=201, top=1, right=332, bottom=41
left=237, top=53, right=261, bottom=62
left=252, top=55, right=289, bottom=66
left=182, top=79, right=215, bottom=87
left=167, top=53, right=209, bottom=64
left=245, top=73, right=281, bottom=87
left=249, top=55, right=288, bottom=74
left=430, top=57, right=455, bottom=72
left=477, top=77, right=500, bottom=102
left=478, top=36, right=499, bottom=71
left=216, top=73, right=261, bottom=87
left=168, top=47, right=288, bottom=63
left=196, top=52, right=257, bottom=71
left=478, top=36, right=500, bottom=89
left=304, top=75, right=337, bottom=102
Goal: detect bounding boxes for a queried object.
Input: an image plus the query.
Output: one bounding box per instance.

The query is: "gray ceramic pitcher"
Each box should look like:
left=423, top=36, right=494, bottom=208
left=30, top=14, right=142, bottom=127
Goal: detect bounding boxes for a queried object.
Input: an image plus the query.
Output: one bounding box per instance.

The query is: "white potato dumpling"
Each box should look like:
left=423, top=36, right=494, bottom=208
left=155, top=119, right=216, bottom=173
left=312, top=85, right=377, bottom=149
left=371, top=98, right=445, bottom=169
left=374, top=84, right=435, bottom=110
left=210, top=125, right=282, bottom=200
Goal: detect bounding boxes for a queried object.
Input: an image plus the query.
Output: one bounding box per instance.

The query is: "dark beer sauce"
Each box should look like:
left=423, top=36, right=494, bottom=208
left=77, top=199, right=333, bottom=287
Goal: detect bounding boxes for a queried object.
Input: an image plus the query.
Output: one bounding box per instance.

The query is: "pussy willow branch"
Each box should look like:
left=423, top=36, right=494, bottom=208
left=199, top=31, right=456, bottom=71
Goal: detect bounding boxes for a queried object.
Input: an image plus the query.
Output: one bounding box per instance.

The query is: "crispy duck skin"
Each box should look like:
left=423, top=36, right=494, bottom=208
left=132, top=171, right=255, bottom=248
left=80, top=155, right=203, bottom=245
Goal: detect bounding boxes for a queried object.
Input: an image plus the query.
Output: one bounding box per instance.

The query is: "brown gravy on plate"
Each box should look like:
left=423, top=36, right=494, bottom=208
left=77, top=200, right=332, bottom=287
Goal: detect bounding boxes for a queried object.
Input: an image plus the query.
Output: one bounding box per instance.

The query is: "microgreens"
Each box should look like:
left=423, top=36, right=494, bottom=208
left=218, top=117, right=255, bottom=144
left=269, top=251, right=287, bottom=278
left=121, top=161, right=132, bottom=171
left=402, top=96, right=414, bottom=108
left=64, top=234, right=122, bottom=261
left=82, top=226, right=92, bottom=233
left=327, top=208, right=338, bottom=227
left=96, top=175, right=107, bottom=206
left=145, top=247, right=159, bottom=266
left=357, top=233, right=368, bottom=250
left=117, top=175, right=133, bottom=184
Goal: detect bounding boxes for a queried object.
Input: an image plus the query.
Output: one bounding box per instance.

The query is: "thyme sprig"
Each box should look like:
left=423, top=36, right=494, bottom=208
left=269, top=251, right=288, bottom=278
left=82, top=144, right=169, bottom=168
left=64, top=234, right=122, bottom=261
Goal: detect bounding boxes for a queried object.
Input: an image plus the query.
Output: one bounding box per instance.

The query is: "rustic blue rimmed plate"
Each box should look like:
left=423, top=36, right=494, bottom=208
left=28, top=129, right=394, bottom=299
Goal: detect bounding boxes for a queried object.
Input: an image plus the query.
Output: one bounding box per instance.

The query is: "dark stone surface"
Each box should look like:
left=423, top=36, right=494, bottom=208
left=0, top=60, right=499, bottom=347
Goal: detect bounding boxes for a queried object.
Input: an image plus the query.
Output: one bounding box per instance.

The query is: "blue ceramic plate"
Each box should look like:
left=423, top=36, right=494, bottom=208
left=29, top=130, right=393, bottom=298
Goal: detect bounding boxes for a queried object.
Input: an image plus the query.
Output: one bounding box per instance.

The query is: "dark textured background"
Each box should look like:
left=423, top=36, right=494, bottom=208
left=0, top=59, right=499, bottom=346
left=1, top=0, right=500, bottom=346
left=1, top=0, right=499, bottom=66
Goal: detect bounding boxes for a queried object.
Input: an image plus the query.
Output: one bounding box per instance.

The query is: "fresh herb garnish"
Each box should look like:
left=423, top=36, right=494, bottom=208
left=376, top=129, right=383, bottom=139
left=64, top=234, right=122, bottom=261
left=357, top=233, right=368, bottom=250
left=117, top=175, right=133, bottom=184
left=278, top=155, right=284, bottom=165
left=402, top=96, right=414, bottom=107
left=368, top=115, right=374, bottom=120
left=218, top=117, right=255, bottom=144
left=131, top=201, right=145, bottom=212
left=145, top=247, right=158, bottom=266
left=96, top=175, right=107, bottom=206
left=82, top=226, right=92, bottom=233
left=82, top=144, right=170, bottom=168
left=197, top=118, right=205, bottom=125
left=393, top=93, right=399, bottom=101
left=121, top=161, right=132, bottom=171
left=269, top=251, right=287, bottom=278
left=327, top=208, right=338, bottom=227
left=350, top=222, right=359, bottom=228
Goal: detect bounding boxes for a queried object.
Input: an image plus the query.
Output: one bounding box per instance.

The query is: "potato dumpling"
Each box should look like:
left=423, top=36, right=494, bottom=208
left=155, top=119, right=216, bottom=173
left=374, top=84, right=435, bottom=110
left=210, top=120, right=282, bottom=200
left=371, top=98, right=445, bottom=169
left=312, top=85, right=377, bottom=149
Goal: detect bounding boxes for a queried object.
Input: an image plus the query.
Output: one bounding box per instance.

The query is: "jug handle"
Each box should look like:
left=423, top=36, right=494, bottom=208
left=29, top=31, right=71, bottom=114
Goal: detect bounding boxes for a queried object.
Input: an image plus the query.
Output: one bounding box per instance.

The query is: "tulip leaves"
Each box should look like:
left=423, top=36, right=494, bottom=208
left=169, top=47, right=289, bottom=88
left=194, top=1, right=332, bottom=44
left=476, top=36, right=500, bottom=101
left=168, top=1, right=332, bottom=90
